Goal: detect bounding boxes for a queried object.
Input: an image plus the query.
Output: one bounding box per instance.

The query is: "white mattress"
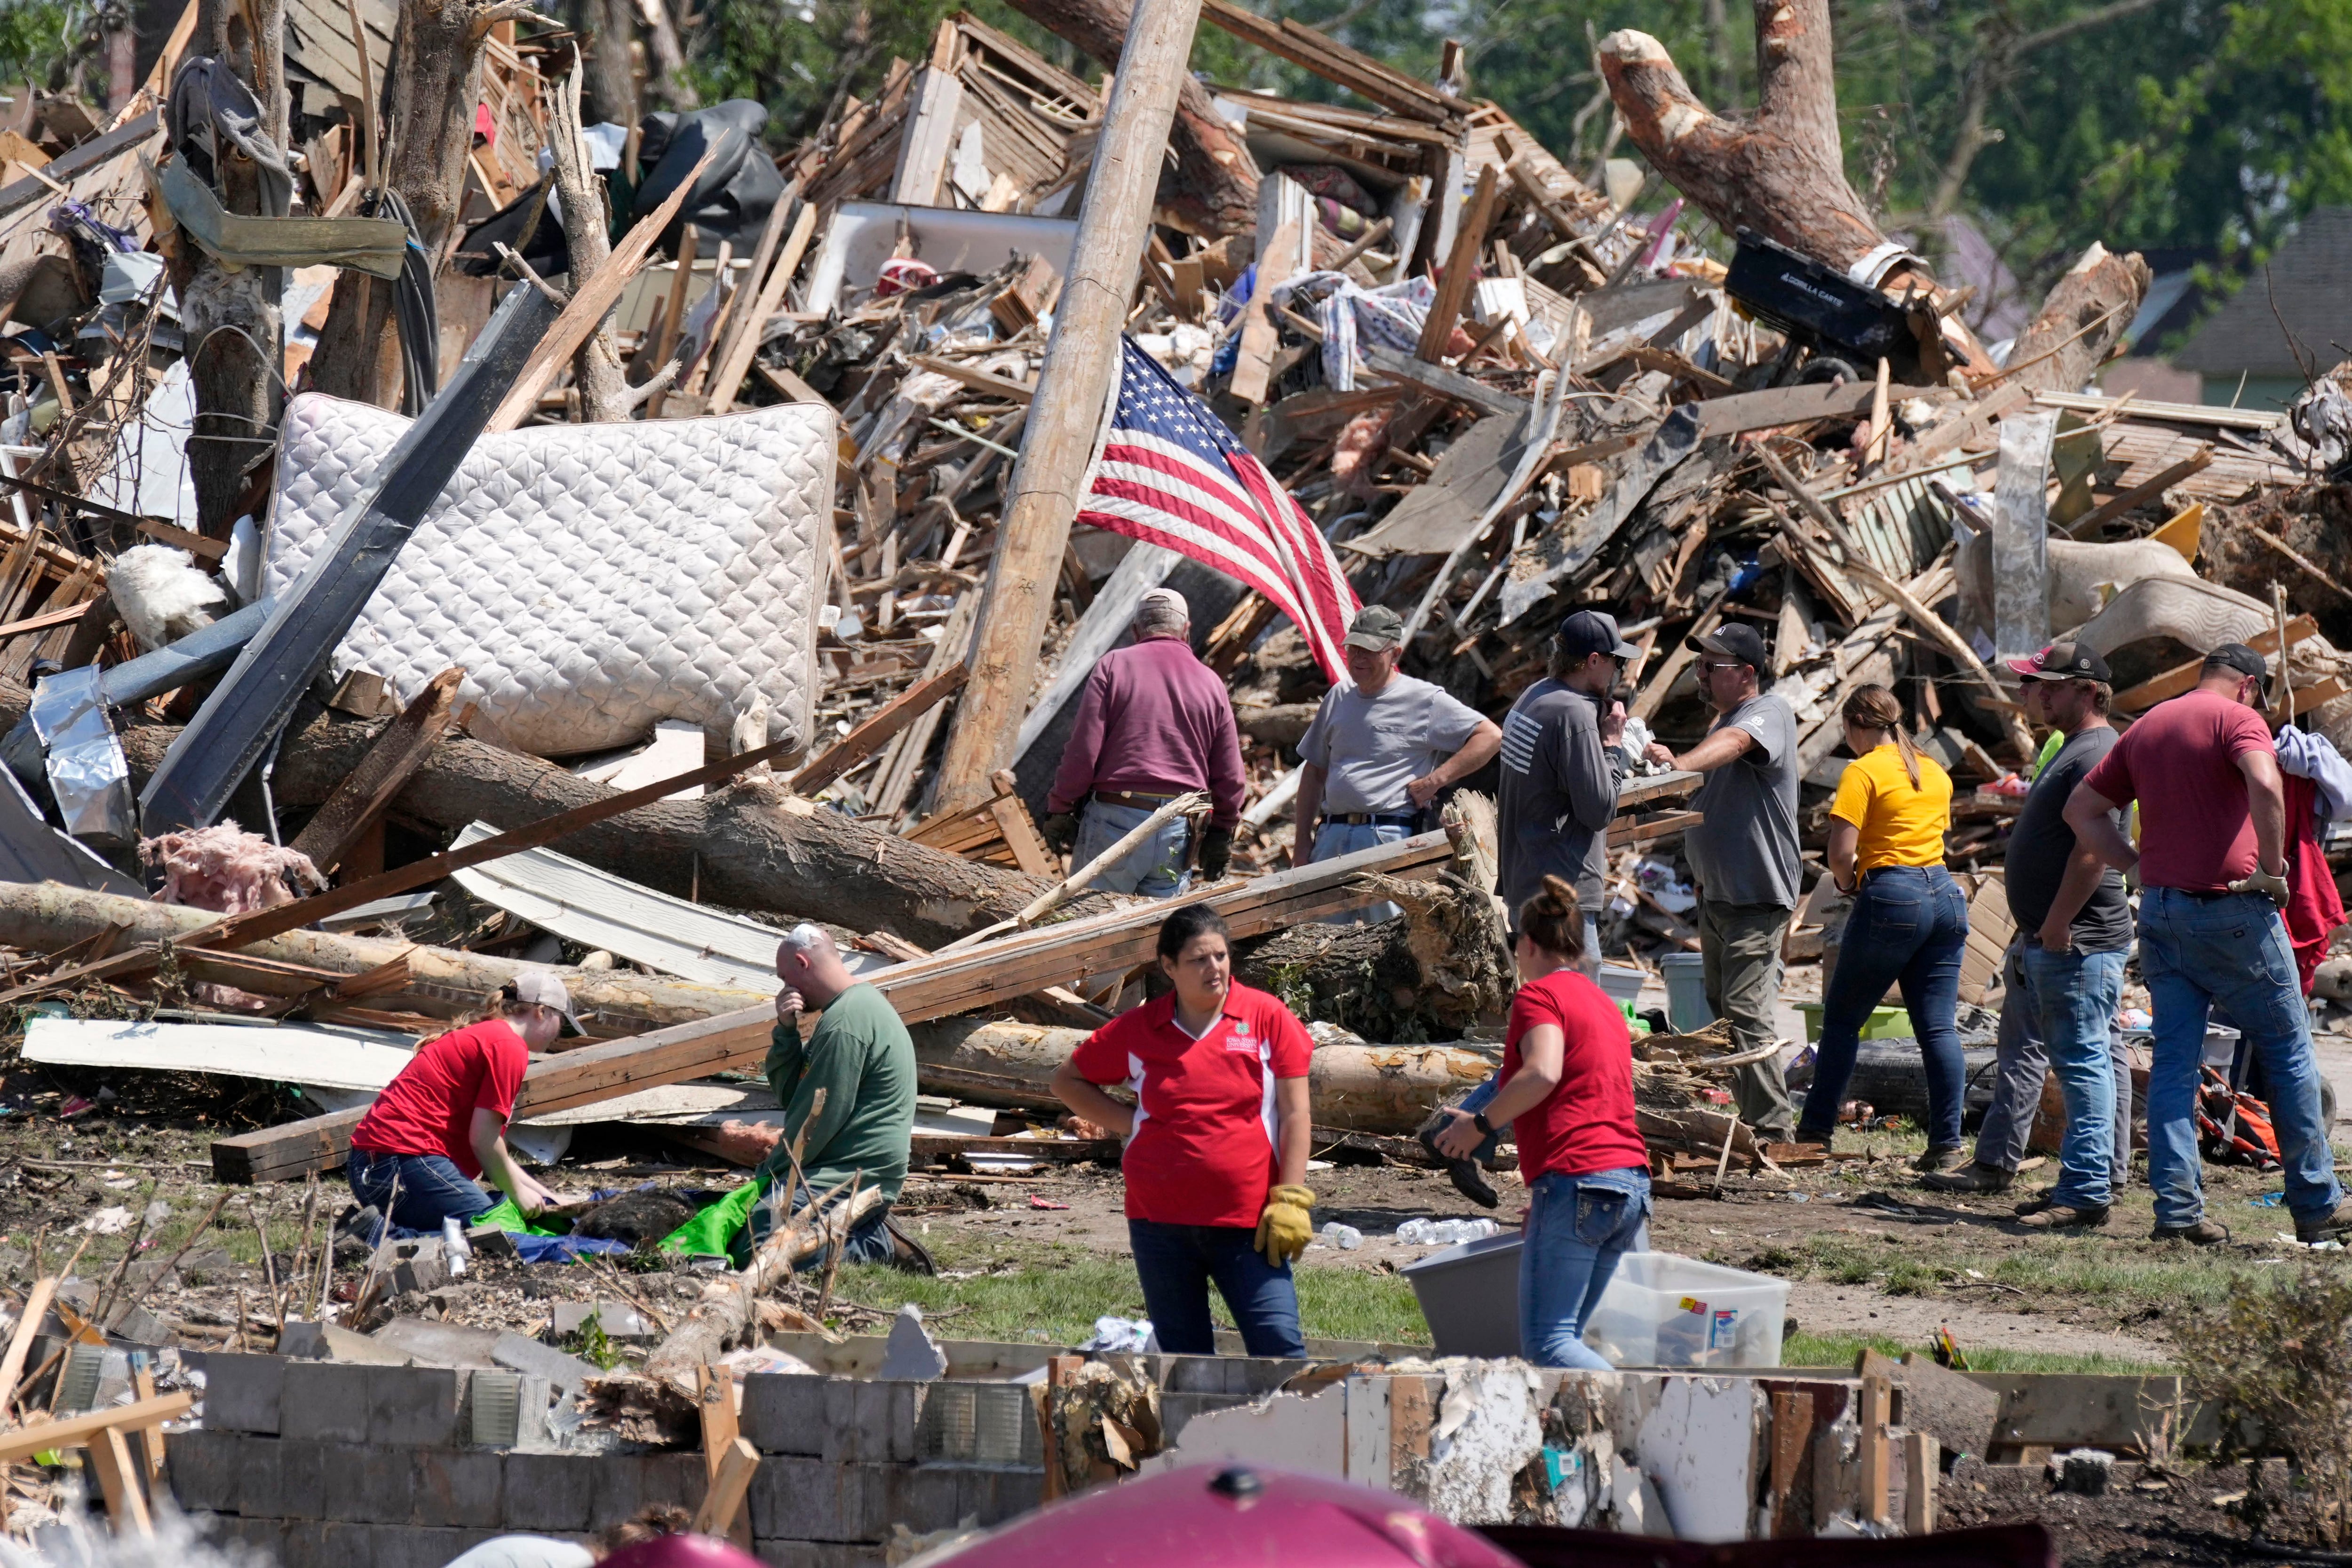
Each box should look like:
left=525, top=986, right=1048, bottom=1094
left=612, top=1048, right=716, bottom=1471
left=265, top=393, right=831, bottom=758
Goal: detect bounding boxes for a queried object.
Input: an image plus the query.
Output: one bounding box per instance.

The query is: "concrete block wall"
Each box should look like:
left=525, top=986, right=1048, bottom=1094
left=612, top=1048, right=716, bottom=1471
left=171, top=1357, right=1050, bottom=1568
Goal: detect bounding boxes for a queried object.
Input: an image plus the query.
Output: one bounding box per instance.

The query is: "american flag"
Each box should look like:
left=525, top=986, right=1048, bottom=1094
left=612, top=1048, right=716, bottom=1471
left=1080, top=338, right=1359, bottom=680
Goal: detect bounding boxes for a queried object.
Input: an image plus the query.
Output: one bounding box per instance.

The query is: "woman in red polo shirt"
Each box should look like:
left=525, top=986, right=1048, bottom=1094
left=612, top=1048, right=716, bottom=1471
left=1434, top=875, right=1649, bottom=1367
left=1051, top=903, right=1316, bottom=1356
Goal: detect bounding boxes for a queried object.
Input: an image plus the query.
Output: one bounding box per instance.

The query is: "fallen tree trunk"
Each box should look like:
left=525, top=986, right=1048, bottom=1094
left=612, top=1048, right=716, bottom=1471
left=1232, top=870, right=1511, bottom=1042
left=0, top=880, right=768, bottom=1030
left=2001, top=243, right=2151, bottom=396
left=644, top=1180, right=886, bottom=1382
left=0, top=676, right=1100, bottom=948
left=1005, top=0, right=1260, bottom=238
left=907, top=1018, right=1495, bottom=1135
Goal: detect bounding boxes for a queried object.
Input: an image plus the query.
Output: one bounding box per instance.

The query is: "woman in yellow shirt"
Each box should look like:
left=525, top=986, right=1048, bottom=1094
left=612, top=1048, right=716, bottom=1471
left=1795, top=685, right=1972, bottom=1169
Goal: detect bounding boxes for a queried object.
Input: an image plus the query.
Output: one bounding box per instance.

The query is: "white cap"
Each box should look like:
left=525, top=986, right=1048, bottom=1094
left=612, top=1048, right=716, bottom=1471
left=1137, top=587, right=1190, bottom=620
left=510, top=971, right=583, bottom=1034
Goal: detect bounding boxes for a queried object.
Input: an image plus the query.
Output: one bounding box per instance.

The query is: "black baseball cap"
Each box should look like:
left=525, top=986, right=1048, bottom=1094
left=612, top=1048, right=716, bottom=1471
left=2203, top=643, right=2271, bottom=699
left=2007, top=641, right=2112, bottom=684
left=1686, top=623, right=1770, bottom=673
left=1558, top=609, right=1640, bottom=661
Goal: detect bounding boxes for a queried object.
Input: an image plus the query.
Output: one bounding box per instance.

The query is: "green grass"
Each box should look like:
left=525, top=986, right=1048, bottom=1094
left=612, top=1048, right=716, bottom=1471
left=826, top=1234, right=1434, bottom=1347
left=1782, top=1331, right=2172, bottom=1375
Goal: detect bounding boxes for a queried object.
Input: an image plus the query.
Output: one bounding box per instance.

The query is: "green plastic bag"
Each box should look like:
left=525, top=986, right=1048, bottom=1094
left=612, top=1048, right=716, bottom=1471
left=658, top=1173, right=771, bottom=1259
left=475, top=1198, right=570, bottom=1237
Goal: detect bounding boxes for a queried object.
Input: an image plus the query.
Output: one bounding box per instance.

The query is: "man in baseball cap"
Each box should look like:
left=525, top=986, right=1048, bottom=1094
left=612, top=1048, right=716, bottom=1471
left=1928, top=640, right=2133, bottom=1224
left=1644, top=619, right=1803, bottom=1140
left=1296, top=604, right=1500, bottom=921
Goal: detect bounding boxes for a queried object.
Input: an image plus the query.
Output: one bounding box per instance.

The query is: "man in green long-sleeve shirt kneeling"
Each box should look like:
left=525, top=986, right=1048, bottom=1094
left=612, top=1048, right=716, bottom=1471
left=733, top=923, right=926, bottom=1271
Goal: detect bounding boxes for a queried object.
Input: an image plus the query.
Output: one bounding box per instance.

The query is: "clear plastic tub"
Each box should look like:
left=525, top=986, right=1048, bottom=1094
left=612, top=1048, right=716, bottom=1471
left=1581, top=1251, right=1790, bottom=1368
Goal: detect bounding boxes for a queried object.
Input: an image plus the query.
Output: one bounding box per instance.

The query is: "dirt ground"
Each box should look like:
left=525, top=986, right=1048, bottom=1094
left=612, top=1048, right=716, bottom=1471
left=4, top=1055, right=2347, bottom=1564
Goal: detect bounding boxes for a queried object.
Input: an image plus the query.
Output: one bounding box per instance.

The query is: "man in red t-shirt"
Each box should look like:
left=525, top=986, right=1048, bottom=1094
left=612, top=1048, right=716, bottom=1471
left=348, top=974, right=573, bottom=1235
left=1051, top=904, right=1314, bottom=1355
left=2066, top=645, right=2349, bottom=1247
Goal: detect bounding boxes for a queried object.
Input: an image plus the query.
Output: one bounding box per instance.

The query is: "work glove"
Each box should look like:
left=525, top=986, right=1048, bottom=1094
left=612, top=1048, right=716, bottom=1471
left=1254, top=1184, right=1316, bottom=1267
left=1043, top=812, right=1081, bottom=855
left=1198, top=824, right=1235, bottom=880
left=2229, top=867, right=2292, bottom=908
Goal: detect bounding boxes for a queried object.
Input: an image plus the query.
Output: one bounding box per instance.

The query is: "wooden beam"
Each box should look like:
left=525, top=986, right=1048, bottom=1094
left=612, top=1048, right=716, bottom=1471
left=692, top=1436, right=760, bottom=1540
left=1415, top=164, right=1500, bottom=363
left=288, top=667, right=465, bottom=875
left=709, top=200, right=819, bottom=417
left=909, top=353, right=1034, bottom=404
left=0, top=1391, right=192, bottom=1463
left=1196, top=0, right=1454, bottom=122
left=1360, top=345, right=1527, bottom=419
left=2066, top=446, right=2213, bottom=537
left=2114, top=615, right=2316, bottom=712
left=790, top=665, right=968, bottom=797
left=0, top=600, right=91, bottom=641
left=930, top=0, right=1213, bottom=816
left=486, top=148, right=716, bottom=434
left=212, top=827, right=1459, bottom=1181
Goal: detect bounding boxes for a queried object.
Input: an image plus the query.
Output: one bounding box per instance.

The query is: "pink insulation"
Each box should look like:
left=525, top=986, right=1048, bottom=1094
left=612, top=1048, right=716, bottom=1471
left=139, top=823, right=326, bottom=914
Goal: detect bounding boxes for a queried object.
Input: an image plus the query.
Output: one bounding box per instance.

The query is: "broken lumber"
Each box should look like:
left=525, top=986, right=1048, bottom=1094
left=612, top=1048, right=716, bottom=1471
left=210, top=828, right=1457, bottom=1180
left=0, top=881, right=769, bottom=1029
left=287, top=665, right=465, bottom=874
left=790, top=665, right=967, bottom=797
left=934, top=0, right=1240, bottom=813
left=644, top=1179, right=887, bottom=1379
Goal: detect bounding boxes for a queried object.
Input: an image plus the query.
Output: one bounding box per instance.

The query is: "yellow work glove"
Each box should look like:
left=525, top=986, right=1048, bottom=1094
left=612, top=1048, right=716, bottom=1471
left=1255, top=1184, right=1316, bottom=1267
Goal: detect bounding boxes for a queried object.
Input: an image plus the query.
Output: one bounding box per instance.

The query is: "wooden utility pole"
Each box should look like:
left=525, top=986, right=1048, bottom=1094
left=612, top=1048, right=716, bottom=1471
left=929, top=0, right=1208, bottom=814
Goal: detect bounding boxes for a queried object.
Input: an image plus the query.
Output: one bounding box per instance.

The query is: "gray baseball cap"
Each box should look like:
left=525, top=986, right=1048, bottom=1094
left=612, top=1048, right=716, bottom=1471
left=1345, top=604, right=1407, bottom=650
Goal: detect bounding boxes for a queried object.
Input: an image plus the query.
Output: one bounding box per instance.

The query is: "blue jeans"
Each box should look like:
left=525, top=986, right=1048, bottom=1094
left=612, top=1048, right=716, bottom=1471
left=1800, top=864, right=1971, bottom=1148
left=2138, top=887, right=2341, bottom=1229
left=1075, top=799, right=1192, bottom=898
left=1311, top=818, right=1413, bottom=923
left=1521, top=1166, right=1650, bottom=1369
left=1128, top=1219, right=1305, bottom=1357
left=2018, top=944, right=2129, bottom=1209
left=348, top=1149, right=496, bottom=1234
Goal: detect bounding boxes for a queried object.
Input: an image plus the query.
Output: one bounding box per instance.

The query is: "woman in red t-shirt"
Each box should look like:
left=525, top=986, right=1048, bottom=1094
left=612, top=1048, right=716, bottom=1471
left=348, top=976, right=573, bottom=1235
left=1050, top=903, right=1317, bottom=1356
left=1435, top=876, right=1649, bottom=1367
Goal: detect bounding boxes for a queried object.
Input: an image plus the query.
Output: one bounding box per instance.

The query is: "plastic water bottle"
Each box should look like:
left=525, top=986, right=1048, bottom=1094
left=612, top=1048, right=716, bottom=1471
left=442, top=1217, right=471, bottom=1277
left=1397, top=1217, right=1499, bottom=1244
left=1321, top=1221, right=1362, bottom=1250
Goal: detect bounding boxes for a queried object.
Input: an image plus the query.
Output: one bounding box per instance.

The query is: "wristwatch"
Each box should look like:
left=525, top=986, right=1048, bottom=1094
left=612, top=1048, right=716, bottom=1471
left=1471, top=1111, right=1494, bottom=1137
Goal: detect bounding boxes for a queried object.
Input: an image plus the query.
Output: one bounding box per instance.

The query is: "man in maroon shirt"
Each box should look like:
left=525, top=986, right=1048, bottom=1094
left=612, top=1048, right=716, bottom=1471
left=2065, top=644, right=2350, bottom=1246
left=1045, top=588, right=1246, bottom=896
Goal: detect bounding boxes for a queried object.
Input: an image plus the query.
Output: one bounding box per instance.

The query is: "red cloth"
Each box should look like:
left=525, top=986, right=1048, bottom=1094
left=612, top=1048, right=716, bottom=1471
left=2284, top=772, right=2346, bottom=994
left=1047, top=636, right=1247, bottom=825
left=350, top=1020, right=529, bottom=1177
left=1069, top=983, right=1312, bottom=1227
left=2081, top=689, right=2274, bottom=890
left=1503, top=970, right=1648, bottom=1182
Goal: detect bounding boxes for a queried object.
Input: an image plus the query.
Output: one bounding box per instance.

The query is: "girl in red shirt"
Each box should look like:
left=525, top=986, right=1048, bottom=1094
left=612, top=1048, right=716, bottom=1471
left=1051, top=903, right=1317, bottom=1356
left=1435, top=876, right=1649, bottom=1366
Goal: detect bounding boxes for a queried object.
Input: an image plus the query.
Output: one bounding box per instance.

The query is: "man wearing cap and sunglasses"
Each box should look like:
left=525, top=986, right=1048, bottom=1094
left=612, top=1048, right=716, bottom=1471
left=1294, top=606, right=1500, bottom=919
left=2065, top=643, right=2352, bottom=1246
left=347, top=973, right=576, bottom=1234
left=1496, top=609, right=1637, bottom=957
left=1645, top=624, right=1801, bottom=1141
left=1929, top=643, right=2134, bottom=1225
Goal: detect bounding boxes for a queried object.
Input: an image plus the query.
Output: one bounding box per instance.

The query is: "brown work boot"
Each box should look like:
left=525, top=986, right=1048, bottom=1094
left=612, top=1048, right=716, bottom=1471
left=1911, top=1145, right=1970, bottom=1175
left=2295, top=1200, right=2352, bottom=1246
left=1922, top=1162, right=2015, bottom=1195
left=2015, top=1203, right=2108, bottom=1230
left=2151, top=1218, right=2232, bottom=1246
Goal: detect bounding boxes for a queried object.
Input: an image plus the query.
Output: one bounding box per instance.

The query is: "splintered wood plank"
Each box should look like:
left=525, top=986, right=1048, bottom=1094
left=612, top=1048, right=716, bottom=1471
left=792, top=665, right=969, bottom=798
left=289, top=667, right=465, bottom=875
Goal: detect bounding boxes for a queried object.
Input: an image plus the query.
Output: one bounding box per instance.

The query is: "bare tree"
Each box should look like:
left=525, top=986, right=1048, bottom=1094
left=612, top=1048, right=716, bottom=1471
left=310, top=0, right=537, bottom=407
left=547, top=54, right=629, bottom=420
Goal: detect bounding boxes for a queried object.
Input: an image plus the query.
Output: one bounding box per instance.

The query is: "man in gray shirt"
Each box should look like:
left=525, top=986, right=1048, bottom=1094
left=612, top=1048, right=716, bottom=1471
left=1646, top=624, right=1800, bottom=1139
left=1295, top=607, right=1499, bottom=926
left=1497, top=609, right=1635, bottom=965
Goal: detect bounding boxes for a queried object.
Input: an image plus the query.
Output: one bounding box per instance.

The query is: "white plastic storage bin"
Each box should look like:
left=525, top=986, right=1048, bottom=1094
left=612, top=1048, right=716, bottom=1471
left=1581, top=1252, right=1789, bottom=1369
left=1595, top=963, right=1647, bottom=1009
